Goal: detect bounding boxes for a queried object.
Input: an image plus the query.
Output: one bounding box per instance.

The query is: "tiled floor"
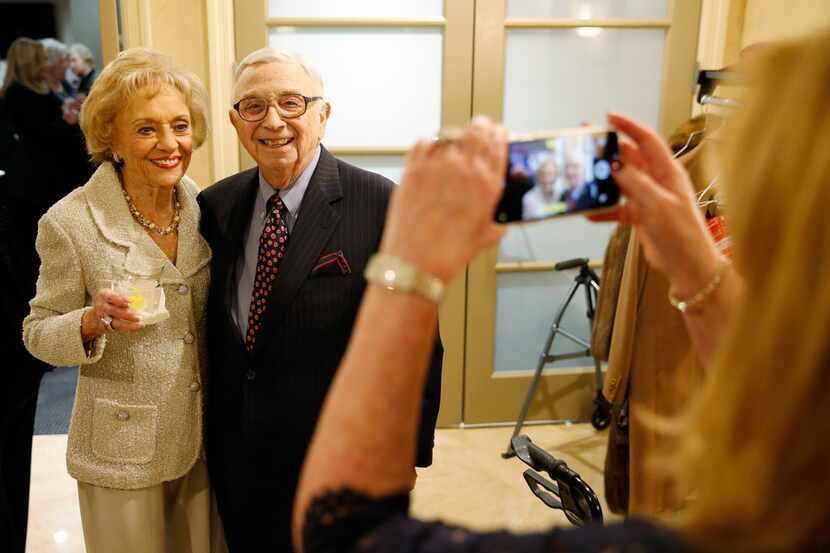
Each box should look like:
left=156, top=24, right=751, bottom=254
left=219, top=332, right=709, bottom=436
left=27, top=424, right=611, bottom=551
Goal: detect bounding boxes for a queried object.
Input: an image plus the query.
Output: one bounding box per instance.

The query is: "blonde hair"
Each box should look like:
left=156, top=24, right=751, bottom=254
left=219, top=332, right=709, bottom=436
left=672, top=28, right=830, bottom=552
left=1, top=37, right=48, bottom=96
left=80, top=48, right=208, bottom=164
left=69, top=43, right=95, bottom=67
left=233, top=47, right=324, bottom=94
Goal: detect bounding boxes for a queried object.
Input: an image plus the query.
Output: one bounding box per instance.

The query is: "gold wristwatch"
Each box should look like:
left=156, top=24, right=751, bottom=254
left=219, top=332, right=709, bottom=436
left=364, top=253, right=445, bottom=304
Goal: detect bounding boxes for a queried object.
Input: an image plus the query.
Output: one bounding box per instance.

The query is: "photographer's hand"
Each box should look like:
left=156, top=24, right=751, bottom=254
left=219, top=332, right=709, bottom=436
left=606, top=113, right=721, bottom=294
left=595, top=113, right=742, bottom=365
left=379, top=116, right=507, bottom=281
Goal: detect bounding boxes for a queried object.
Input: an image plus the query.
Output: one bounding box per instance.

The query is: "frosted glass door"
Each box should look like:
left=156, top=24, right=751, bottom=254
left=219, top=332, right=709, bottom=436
left=269, top=28, right=443, bottom=149
left=493, top=27, right=664, bottom=374
left=464, top=0, right=699, bottom=424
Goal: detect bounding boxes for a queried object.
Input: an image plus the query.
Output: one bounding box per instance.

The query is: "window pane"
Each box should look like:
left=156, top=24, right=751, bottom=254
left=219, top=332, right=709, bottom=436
left=269, top=0, right=443, bottom=19
left=269, top=28, right=442, bottom=148
left=503, top=28, right=665, bottom=132
left=507, top=0, right=667, bottom=19
left=494, top=270, right=600, bottom=372
left=338, top=155, right=406, bottom=184
left=498, top=218, right=615, bottom=263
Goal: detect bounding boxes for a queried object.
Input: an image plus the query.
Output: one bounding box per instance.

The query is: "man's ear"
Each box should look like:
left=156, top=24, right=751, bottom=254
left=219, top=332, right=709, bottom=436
left=318, top=102, right=331, bottom=141
left=319, top=102, right=331, bottom=127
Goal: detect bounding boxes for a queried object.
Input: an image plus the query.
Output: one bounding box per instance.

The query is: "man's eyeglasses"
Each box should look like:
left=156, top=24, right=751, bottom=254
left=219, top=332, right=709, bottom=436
left=233, top=94, right=323, bottom=122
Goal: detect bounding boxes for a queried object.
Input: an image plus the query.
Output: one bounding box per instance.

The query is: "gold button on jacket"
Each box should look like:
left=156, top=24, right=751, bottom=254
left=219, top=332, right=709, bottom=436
left=23, top=163, right=212, bottom=490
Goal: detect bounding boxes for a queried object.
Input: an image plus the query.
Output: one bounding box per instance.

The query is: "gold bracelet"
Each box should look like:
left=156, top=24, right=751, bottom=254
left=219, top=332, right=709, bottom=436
left=668, top=257, right=729, bottom=313
left=364, top=253, right=445, bottom=304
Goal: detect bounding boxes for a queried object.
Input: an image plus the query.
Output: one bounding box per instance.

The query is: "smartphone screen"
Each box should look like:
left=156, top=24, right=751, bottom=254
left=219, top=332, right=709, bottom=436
left=494, top=127, right=620, bottom=223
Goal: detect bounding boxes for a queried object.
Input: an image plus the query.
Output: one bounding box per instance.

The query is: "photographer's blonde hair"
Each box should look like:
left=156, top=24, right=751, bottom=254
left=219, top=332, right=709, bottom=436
left=1, top=37, right=48, bottom=96
left=671, top=28, right=830, bottom=552
left=80, top=48, right=209, bottom=164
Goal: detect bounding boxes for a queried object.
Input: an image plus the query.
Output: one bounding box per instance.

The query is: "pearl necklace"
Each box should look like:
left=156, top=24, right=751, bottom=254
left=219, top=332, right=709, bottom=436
left=122, top=185, right=181, bottom=236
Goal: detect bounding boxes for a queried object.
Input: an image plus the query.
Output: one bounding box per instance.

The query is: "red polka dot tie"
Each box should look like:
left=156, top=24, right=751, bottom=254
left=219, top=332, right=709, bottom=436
left=245, top=194, right=289, bottom=352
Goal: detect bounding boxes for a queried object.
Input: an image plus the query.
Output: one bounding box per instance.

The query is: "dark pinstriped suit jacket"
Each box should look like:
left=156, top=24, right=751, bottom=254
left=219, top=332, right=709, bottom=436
left=197, top=146, right=442, bottom=552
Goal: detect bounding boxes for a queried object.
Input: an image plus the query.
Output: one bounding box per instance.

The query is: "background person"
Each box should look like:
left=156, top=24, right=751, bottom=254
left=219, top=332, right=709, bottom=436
left=39, top=38, right=75, bottom=100
left=23, top=48, right=219, bottom=553
left=521, top=155, right=561, bottom=219
left=2, top=37, right=92, bottom=215
left=562, top=149, right=598, bottom=210
left=0, top=37, right=88, bottom=552
left=292, top=29, right=830, bottom=553
left=41, top=38, right=88, bottom=142
left=69, top=42, right=97, bottom=95
left=197, top=47, right=442, bottom=553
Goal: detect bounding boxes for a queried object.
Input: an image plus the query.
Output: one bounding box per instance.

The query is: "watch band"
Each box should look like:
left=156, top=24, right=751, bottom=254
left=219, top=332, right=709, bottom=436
left=364, top=253, right=445, bottom=304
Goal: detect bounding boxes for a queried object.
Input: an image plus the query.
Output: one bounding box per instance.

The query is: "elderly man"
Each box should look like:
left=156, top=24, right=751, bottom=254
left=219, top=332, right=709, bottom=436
left=197, top=48, right=443, bottom=552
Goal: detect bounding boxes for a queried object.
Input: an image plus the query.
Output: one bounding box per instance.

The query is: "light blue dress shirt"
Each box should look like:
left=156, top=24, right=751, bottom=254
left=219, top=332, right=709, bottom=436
left=232, top=146, right=322, bottom=335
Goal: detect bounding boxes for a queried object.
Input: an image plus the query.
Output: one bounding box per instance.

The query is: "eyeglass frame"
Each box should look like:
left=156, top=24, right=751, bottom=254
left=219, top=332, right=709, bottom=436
left=232, top=94, right=324, bottom=122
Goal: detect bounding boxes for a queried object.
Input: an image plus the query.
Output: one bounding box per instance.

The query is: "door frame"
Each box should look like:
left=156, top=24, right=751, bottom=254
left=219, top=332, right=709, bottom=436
left=463, top=0, right=703, bottom=424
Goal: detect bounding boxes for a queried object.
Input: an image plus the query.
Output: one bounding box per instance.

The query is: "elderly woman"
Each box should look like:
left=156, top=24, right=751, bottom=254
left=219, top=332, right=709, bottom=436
left=292, top=29, right=830, bottom=553
left=23, top=48, right=217, bottom=553
left=39, top=38, right=75, bottom=99
left=69, top=43, right=97, bottom=95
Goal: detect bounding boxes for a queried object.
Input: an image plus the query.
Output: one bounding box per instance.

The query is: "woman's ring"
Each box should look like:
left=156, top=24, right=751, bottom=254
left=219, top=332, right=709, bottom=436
left=101, top=315, right=114, bottom=332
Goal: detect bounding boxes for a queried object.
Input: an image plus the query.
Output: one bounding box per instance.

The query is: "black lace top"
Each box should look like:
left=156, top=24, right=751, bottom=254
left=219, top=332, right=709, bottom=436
left=303, top=489, right=692, bottom=553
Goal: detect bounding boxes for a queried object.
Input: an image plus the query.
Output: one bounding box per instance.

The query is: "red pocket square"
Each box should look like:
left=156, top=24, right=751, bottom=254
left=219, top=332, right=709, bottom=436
left=312, top=250, right=352, bottom=275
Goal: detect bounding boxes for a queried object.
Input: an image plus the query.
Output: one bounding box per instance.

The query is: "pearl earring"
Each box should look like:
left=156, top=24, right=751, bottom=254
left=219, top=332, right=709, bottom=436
left=113, top=152, right=122, bottom=164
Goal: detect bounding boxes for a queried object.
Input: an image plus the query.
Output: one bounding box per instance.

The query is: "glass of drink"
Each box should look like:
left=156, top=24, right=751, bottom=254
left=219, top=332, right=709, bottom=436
left=110, top=260, right=164, bottom=317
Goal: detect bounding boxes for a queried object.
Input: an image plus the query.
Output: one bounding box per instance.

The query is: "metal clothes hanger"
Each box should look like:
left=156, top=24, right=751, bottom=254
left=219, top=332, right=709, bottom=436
left=697, top=175, right=721, bottom=210
left=673, top=104, right=711, bottom=160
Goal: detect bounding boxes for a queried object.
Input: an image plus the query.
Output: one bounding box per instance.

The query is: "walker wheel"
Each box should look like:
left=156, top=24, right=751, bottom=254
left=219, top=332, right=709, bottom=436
left=591, top=403, right=611, bottom=430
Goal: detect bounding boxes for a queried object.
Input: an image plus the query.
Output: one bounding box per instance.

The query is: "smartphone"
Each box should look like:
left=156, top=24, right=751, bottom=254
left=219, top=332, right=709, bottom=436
left=494, top=126, right=620, bottom=223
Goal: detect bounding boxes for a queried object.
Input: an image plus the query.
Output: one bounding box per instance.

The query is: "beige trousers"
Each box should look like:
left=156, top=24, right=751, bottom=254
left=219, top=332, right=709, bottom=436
left=77, top=459, right=227, bottom=553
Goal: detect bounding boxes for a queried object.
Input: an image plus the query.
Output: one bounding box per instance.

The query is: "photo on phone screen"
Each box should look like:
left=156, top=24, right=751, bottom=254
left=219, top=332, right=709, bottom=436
left=494, top=127, right=620, bottom=223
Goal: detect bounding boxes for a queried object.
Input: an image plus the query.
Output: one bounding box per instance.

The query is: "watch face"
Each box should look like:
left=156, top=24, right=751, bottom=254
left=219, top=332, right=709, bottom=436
left=365, top=254, right=444, bottom=302
left=371, top=257, right=414, bottom=289
left=381, top=268, right=397, bottom=286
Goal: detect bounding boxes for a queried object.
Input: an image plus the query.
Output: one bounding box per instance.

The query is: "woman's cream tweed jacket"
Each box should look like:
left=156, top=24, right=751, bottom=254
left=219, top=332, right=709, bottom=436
left=23, top=162, right=212, bottom=490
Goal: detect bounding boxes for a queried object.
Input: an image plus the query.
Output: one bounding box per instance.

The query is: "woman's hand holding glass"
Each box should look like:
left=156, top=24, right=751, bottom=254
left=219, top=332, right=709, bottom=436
left=80, top=288, right=142, bottom=341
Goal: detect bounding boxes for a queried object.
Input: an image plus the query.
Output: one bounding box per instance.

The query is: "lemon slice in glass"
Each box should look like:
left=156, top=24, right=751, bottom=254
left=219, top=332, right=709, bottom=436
left=128, top=294, right=146, bottom=311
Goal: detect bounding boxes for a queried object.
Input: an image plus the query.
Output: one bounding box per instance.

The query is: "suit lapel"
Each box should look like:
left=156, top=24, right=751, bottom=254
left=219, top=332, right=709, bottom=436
left=172, top=176, right=212, bottom=280
left=219, top=169, right=259, bottom=345
left=251, top=147, right=343, bottom=360
left=85, top=162, right=184, bottom=280
left=84, top=163, right=142, bottom=256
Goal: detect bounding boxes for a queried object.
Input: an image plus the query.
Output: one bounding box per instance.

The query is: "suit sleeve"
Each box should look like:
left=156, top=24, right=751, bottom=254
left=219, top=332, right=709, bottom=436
left=23, top=214, right=106, bottom=366
left=196, top=191, right=213, bottom=243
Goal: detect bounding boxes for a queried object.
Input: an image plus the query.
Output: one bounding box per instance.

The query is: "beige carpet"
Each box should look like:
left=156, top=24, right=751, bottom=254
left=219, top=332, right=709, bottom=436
left=27, top=423, right=612, bottom=552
